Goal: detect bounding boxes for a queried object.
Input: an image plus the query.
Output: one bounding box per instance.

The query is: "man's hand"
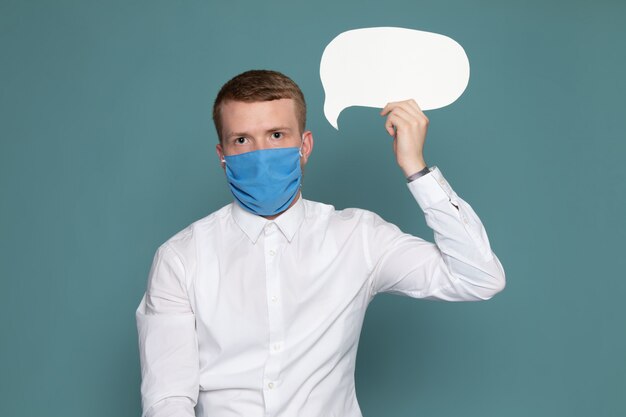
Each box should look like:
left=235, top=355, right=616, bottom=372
left=380, top=99, right=429, bottom=177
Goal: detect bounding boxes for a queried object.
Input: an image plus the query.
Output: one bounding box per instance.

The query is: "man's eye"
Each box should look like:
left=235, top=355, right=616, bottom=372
left=235, top=137, right=247, bottom=144
left=271, top=132, right=283, bottom=139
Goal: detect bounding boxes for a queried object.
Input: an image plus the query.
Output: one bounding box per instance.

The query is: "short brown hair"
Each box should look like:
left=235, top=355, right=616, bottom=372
left=212, top=69, right=307, bottom=142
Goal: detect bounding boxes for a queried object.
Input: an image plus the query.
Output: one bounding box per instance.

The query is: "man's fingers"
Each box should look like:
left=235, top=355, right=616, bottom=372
left=385, top=112, right=404, bottom=137
left=380, top=101, right=397, bottom=116
left=381, top=100, right=421, bottom=119
left=382, top=100, right=429, bottom=141
left=384, top=114, right=396, bottom=137
left=406, top=98, right=422, bottom=113
left=385, top=106, right=420, bottom=134
left=381, top=101, right=406, bottom=115
left=384, top=108, right=413, bottom=137
left=388, top=106, right=414, bottom=128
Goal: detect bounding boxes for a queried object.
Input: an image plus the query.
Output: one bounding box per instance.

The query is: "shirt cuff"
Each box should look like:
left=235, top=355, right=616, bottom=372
left=145, top=397, right=196, bottom=417
left=406, top=166, right=459, bottom=210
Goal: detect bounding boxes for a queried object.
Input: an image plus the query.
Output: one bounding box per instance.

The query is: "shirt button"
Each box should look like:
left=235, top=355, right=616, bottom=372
left=268, top=382, right=274, bottom=389
left=271, top=295, right=278, bottom=303
left=269, top=249, right=276, bottom=256
left=273, top=343, right=282, bottom=351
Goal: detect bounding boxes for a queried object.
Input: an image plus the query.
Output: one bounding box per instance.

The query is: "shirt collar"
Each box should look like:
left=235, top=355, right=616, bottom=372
left=231, top=195, right=305, bottom=244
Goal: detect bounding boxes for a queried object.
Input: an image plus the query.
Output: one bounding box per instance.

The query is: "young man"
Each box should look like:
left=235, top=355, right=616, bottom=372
left=135, top=70, right=505, bottom=417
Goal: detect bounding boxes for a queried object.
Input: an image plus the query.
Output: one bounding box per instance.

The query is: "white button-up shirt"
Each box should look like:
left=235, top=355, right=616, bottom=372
left=135, top=166, right=506, bottom=417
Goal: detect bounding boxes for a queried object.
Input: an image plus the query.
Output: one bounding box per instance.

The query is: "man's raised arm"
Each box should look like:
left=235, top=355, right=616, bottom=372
left=367, top=99, right=505, bottom=300
left=366, top=165, right=506, bottom=301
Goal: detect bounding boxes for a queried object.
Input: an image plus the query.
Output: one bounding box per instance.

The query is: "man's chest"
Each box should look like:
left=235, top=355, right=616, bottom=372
left=187, top=229, right=373, bottom=366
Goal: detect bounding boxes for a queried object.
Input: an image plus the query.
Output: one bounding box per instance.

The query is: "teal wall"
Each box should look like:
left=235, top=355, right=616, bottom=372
left=1, top=1, right=624, bottom=416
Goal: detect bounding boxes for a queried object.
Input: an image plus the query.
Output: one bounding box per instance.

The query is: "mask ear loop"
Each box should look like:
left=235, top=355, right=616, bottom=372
left=298, top=135, right=305, bottom=189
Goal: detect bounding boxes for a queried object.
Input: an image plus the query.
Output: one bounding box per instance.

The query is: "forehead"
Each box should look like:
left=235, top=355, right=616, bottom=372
left=220, top=99, right=299, bottom=134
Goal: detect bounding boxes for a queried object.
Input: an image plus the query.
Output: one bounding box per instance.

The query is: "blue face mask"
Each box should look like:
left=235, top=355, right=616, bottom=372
left=222, top=146, right=303, bottom=216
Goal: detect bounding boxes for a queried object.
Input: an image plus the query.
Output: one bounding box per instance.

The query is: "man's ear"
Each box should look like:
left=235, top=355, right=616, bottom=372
left=216, top=143, right=226, bottom=171
left=300, top=130, right=314, bottom=165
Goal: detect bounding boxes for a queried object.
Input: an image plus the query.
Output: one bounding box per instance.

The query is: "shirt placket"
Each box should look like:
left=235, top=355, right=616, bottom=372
left=261, top=222, right=286, bottom=416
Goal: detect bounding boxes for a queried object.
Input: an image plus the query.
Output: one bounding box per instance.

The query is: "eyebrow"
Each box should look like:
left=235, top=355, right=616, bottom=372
left=226, top=126, right=293, bottom=138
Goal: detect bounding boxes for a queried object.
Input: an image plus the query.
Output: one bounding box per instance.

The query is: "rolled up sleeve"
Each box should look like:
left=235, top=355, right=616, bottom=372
left=368, top=166, right=506, bottom=301
left=135, top=243, right=199, bottom=417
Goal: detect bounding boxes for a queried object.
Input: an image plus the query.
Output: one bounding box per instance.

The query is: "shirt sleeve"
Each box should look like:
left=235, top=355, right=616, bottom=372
left=135, top=243, right=199, bottom=417
left=367, top=166, right=506, bottom=301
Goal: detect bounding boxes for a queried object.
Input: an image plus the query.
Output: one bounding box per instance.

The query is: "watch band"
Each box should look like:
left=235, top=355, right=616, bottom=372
left=406, top=166, right=431, bottom=182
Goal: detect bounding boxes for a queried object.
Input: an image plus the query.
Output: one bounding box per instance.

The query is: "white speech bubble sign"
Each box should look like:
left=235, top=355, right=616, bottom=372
left=320, top=27, right=470, bottom=129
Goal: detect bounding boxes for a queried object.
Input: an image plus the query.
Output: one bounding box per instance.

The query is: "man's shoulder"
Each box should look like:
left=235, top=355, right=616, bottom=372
left=302, top=198, right=382, bottom=225
left=159, top=203, right=233, bottom=253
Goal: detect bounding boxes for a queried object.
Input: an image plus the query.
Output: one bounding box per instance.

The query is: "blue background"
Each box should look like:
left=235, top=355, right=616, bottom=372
left=1, top=1, right=625, bottom=416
